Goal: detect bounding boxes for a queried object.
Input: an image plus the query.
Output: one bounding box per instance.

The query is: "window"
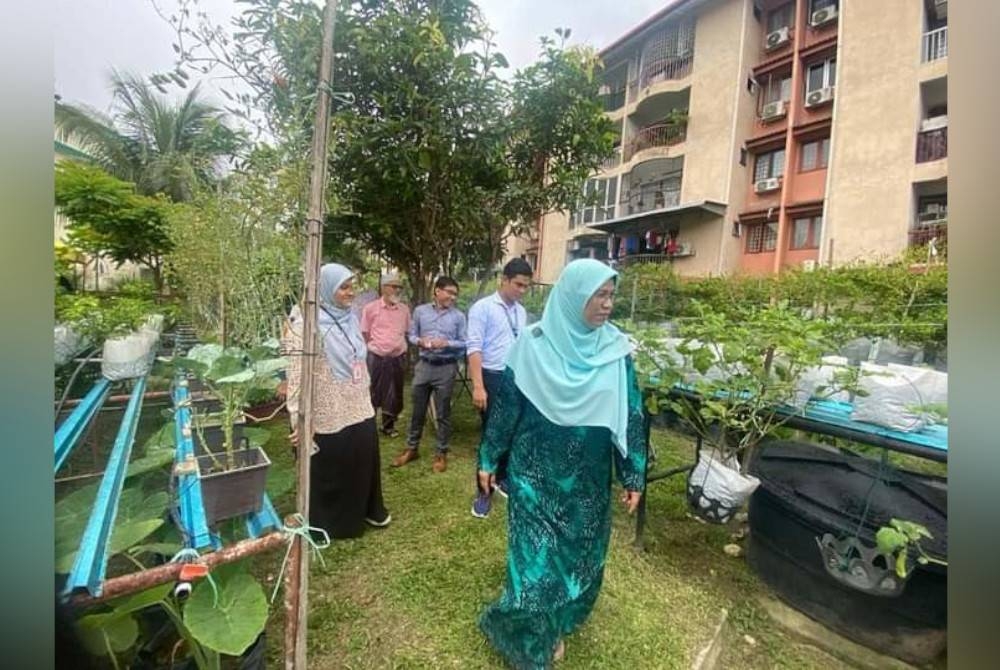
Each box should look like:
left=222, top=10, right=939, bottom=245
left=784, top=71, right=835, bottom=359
left=917, top=195, right=948, bottom=224
left=746, top=222, right=778, bottom=253
left=811, top=0, right=837, bottom=12
left=762, top=73, right=792, bottom=104
left=570, top=176, right=618, bottom=228
left=767, top=3, right=794, bottom=33
left=806, top=58, right=836, bottom=93
left=754, top=148, right=785, bottom=181
left=800, top=137, right=830, bottom=171
left=791, top=215, right=822, bottom=249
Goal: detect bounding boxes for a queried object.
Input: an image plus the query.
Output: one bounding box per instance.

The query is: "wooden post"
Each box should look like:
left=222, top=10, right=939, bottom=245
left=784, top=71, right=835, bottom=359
left=285, top=2, right=338, bottom=668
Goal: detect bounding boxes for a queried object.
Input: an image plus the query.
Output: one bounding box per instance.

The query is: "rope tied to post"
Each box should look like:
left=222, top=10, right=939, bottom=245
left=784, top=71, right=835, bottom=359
left=271, top=513, right=330, bottom=605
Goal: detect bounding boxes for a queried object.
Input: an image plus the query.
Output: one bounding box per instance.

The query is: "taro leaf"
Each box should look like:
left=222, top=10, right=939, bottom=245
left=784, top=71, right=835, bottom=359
left=209, top=355, right=248, bottom=382
left=126, top=448, right=175, bottom=479
left=252, top=357, right=288, bottom=377
left=56, top=489, right=168, bottom=573
left=215, top=369, right=255, bottom=384
left=184, top=572, right=268, bottom=656
left=104, top=583, right=173, bottom=616
left=247, top=343, right=279, bottom=362
left=128, top=542, right=183, bottom=558
left=185, top=344, right=224, bottom=368
left=143, top=422, right=176, bottom=450
left=76, top=612, right=139, bottom=656
left=242, top=427, right=272, bottom=447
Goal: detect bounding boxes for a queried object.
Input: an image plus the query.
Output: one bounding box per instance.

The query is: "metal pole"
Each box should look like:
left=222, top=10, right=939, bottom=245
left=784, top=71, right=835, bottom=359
left=285, top=2, right=338, bottom=668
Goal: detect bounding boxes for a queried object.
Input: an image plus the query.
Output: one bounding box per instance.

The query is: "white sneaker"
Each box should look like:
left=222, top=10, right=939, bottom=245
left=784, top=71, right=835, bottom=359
left=365, top=513, right=392, bottom=527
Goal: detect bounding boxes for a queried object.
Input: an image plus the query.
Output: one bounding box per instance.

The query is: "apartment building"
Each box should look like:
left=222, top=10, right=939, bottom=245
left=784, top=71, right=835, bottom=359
left=509, top=0, right=948, bottom=282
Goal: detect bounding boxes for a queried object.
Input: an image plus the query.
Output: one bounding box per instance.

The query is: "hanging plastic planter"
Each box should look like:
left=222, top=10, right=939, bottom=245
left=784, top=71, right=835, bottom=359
left=102, top=331, right=155, bottom=381
left=686, top=448, right=760, bottom=524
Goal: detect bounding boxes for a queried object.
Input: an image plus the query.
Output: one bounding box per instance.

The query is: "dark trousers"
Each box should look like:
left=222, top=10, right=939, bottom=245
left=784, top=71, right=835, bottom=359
left=311, top=418, right=388, bottom=539
left=475, top=368, right=508, bottom=491
left=367, top=352, right=405, bottom=431
left=407, top=360, right=457, bottom=454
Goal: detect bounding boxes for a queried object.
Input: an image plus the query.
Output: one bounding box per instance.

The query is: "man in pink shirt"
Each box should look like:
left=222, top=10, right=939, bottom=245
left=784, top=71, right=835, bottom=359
left=361, top=273, right=412, bottom=437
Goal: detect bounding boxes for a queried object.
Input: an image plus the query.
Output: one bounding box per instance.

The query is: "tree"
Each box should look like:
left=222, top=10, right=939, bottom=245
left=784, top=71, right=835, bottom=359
left=54, top=162, right=173, bottom=289
left=326, top=5, right=613, bottom=299
left=151, top=0, right=614, bottom=300
left=55, top=71, right=244, bottom=202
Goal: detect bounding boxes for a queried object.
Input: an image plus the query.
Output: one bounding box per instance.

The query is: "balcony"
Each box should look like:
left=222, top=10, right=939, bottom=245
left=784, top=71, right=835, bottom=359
left=616, top=248, right=694, bottom=268
left=639, top=55, right=693, bottom=92
left=600, top=147, right=622, bottom=171
left=909, top=219, right=947, bottom=247
left=624, top=124, right=687, bottom=162
left=601, top=89, right=627, bottom=113
left=916, top=127, right=947, bottom=163
left=620, top=185, right=681, bottom=217
left=922, top=26, right=948, bottom=63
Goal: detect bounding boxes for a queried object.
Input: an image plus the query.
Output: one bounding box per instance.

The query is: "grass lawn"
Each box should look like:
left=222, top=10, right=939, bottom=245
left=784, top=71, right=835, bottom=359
left=250, top=386, right=857, bottom=670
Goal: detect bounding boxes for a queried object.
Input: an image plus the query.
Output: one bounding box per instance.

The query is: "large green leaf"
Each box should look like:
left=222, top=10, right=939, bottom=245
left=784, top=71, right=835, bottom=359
left=251, top=357, right=288, bottom=377
left=126, top=448, right=175, bottom=478
left=185, top=344, right=224, bottom=368
left=208, top=354, right=248, bottom=382
left=184, top=572, right=268, bottom=656
left=76, top=612, right=139, bottom=656
left=104, top=583, right=173, bottom=616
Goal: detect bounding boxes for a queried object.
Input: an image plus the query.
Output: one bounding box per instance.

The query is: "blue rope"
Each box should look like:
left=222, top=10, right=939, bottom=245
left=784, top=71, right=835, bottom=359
left=270, top=514, right=330, bottom=605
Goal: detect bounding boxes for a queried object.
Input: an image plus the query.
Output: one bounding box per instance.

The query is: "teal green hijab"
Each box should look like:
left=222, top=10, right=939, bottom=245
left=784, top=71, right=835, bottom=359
left=506, top=259, right=634, bottom=456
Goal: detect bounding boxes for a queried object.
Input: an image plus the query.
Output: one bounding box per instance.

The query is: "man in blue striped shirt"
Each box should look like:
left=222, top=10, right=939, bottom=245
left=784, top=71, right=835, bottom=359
left=391, top=276, right=467, bottom=473
left=468, top=258, right=533, bottom=518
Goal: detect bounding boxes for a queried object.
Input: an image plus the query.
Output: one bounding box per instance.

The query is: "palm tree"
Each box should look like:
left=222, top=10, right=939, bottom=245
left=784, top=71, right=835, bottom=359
left=55, top=71, right=244, bottom=202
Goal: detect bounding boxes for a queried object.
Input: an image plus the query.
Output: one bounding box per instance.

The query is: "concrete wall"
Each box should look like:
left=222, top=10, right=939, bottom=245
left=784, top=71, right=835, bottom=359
left=824, top=0, right=929, bottom=264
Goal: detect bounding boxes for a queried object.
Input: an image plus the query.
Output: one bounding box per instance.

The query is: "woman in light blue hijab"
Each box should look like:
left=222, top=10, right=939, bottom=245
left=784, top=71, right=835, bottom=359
left=477, top=259, right=647, bottom=669
left=285, top=263, right=391, bottom=539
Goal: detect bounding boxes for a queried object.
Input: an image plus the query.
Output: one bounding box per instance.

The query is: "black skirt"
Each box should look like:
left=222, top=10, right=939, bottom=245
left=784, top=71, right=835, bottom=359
left=311, top=417, right=388, bottom=539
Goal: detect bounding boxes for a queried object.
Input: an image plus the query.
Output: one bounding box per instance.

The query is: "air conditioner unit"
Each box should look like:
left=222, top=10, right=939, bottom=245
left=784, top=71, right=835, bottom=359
left=920, top=115, right=948, bottom=132
left=802, top=259, right=817, bottom=272
left=810, top=6, right=838, bottom=27
left=765, top=26, right=791, bottom=51
left=676, top=242, right=694, bottom=257
left=760, top=99, right=788, bottom=122
left=805, top=86, right=835, bottom=108
left=754, top=177, right=781, bottom=193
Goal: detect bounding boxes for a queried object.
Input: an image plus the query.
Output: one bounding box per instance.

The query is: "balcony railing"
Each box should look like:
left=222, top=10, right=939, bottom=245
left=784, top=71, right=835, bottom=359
left=601, top=89, right=627, bottom=113
left=600, top=147, right=622, bottom=170
left=624, top=124, right=687, bottom=161
left=639, top=55, right=694, bottom=90
left=616, top=249, right=694, bottom=268
left=620, top=186, right=681, bottom=216
left=922, top=26, right=948, bottom=63
left=909, top=220, right=947, bottom=247
left=916, top=127, right=948, bottom=163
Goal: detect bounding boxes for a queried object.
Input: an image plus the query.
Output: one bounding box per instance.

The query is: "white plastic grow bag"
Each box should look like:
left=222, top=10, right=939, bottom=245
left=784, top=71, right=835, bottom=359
left=851, top=363, right=946, bottom=432
left=54, top=324, right=86, bottom=366
left=102, top=331, right=155, bottom=380
left=687, top=448, right=760, bottom=524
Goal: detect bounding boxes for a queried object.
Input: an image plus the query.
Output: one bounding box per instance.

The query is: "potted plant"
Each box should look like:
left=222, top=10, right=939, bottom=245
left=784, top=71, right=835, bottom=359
left=633, top=302, right=857, bottom=524
left=177, top=342, right=286, bottom=525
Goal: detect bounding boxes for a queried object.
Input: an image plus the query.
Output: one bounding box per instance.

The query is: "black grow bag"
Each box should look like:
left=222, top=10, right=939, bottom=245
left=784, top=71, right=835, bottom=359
left=746, top=440, right=947, bottom=665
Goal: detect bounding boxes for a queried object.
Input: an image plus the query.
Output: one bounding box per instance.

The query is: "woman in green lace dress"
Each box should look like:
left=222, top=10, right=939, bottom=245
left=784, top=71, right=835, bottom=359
left=477, top=259, right=647, bottom=669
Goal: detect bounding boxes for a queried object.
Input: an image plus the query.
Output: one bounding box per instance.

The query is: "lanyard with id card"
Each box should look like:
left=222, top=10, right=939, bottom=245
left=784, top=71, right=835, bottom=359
left=322, top=306, right=366, bottom=385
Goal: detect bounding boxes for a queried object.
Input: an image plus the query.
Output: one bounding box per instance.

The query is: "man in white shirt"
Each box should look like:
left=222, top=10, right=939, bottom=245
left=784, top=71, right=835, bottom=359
left=467, top=258, right=533, bottom=518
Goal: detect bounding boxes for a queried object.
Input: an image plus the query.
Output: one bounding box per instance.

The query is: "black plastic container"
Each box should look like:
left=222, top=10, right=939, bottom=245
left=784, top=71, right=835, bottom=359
left=747, top=440, right=947, bottom=665
left=196, top=447, right=271, bottom=526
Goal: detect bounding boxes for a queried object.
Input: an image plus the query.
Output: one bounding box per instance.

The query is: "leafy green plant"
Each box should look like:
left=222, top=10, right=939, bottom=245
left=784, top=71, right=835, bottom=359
left=633, top=302, right=859, bottom=469
left=876, top=518, right=948, bottom=579
left=55, top=292, right=160, bottom=343
left=74, top=562, right=267, bottom=670
left=178, top=342, right=287, bottom=469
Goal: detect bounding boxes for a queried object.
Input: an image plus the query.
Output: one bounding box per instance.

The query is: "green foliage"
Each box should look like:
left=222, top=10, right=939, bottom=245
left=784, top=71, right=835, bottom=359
left=164, top=162, right=304, bottom=346
left=55, top=70, right=244, bottom=202
left=613, top=257, right=947, bottom=353
left=177, top=342, right=287, bottom=469
left=55, top=291, right=160, bottom=342
left=55, top=161, right=174, bottom=288
left=183, top=571, right=269, bottom=656
left=875, top=518, right=947, bottom=578
left=633, top=302, right=852, bottom=465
